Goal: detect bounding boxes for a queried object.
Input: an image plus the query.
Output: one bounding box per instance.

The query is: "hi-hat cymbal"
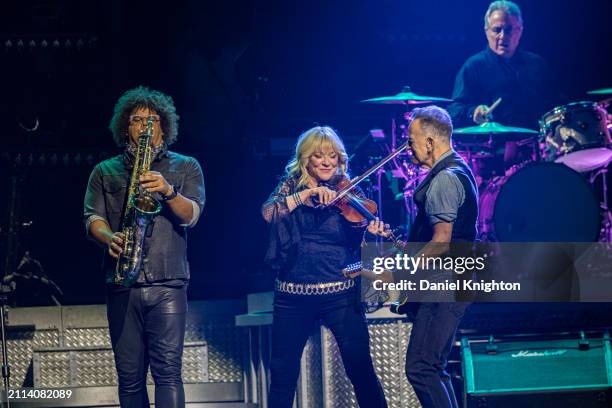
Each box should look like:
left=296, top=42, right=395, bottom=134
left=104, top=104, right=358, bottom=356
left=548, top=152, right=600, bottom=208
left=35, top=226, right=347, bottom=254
left=454, top=121, right=539, bottom=135
left=588, top=88, right=612, bottom=95
left=361, top=86, right=453, bottom=105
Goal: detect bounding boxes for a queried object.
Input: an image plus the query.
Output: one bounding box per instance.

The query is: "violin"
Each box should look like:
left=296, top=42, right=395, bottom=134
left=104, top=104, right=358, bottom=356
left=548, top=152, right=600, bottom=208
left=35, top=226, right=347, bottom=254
left=320, top=141, right=410, bottom=225
left=321, top=175, right=378, bottom=225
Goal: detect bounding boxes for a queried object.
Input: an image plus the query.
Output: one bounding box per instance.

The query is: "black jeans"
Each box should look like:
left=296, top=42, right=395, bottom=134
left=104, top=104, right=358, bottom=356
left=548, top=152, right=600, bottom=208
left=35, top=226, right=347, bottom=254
left=269, top=290, right=387, bottom=408
left=107, top=285, right=187, bottom=408
left=405, top=302, right=469, bottom=408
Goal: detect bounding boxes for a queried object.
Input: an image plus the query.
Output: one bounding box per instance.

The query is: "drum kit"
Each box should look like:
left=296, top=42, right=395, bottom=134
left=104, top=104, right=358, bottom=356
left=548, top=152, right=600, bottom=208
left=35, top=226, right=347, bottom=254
left=360, top=86, right=612, bottom=242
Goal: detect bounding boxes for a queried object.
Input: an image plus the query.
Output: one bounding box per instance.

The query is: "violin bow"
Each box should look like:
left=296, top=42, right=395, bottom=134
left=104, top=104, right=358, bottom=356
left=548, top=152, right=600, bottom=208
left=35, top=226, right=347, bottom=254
left=328, top=142, right=410, bottom=206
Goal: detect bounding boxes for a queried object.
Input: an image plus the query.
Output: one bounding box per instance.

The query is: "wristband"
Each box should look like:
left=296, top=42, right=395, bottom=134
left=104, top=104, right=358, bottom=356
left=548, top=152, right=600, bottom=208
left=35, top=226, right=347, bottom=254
left=161, top=185, right=178, bottom=201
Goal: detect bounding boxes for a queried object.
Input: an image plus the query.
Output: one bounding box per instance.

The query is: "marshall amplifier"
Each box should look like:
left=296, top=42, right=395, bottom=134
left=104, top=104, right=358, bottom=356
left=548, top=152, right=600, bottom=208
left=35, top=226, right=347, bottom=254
left=461, top=333, right=612, bottom=407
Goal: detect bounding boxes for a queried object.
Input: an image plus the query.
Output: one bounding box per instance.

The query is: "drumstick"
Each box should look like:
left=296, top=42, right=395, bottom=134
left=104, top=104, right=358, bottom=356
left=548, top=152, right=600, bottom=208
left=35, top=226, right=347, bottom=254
left=485, top=97, right=502, bottom=116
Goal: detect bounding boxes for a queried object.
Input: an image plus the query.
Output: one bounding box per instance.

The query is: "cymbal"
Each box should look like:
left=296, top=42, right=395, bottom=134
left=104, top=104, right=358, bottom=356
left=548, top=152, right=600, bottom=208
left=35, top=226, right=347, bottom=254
left=454, top=121, right=539, bottom=135
left=588, top=88, right=612, bottom=95
left=361, top=86, right=453, bottom=105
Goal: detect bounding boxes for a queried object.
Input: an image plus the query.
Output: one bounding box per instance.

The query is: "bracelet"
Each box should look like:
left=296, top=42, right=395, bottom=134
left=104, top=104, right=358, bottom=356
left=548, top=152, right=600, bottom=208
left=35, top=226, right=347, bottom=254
left=161, top=184, right=178, bottom=201
left=293, top=192, right=303, bottom=206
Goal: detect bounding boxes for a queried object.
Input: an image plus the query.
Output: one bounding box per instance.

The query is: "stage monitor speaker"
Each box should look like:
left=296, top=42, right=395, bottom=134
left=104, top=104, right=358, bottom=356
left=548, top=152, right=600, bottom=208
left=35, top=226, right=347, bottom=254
left=461, top=333, right=612, bottom=408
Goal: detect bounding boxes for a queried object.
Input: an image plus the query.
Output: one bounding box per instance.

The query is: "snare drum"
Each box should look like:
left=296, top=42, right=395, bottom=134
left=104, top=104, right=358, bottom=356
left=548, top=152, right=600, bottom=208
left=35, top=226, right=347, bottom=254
left=478, top=163, right=600, bottom=242
left=540, top=101, right=612, bottom=172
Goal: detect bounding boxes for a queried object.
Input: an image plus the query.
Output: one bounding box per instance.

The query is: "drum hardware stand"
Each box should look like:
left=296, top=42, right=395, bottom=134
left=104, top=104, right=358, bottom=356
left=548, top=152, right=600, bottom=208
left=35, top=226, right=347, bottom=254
left=395, top=108, right=422, bottom=230
left=375, top=167, right=384, bottom=222
left=389, top=117, right=411, bottom=180
left=9, top=252, right=63, bottom=306
left=1, top=162, right=62, bottom=307
left=348, top=131, right=378, bottom=161
left=402, top=178, right=418, bottom=237
left=352, top=129, right=391, bottom=245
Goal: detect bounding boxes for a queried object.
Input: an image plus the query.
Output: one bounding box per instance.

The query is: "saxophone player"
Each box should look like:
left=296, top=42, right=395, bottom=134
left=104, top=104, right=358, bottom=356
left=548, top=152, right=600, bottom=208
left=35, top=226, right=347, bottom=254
left=83, top=86, right=205, bottom=408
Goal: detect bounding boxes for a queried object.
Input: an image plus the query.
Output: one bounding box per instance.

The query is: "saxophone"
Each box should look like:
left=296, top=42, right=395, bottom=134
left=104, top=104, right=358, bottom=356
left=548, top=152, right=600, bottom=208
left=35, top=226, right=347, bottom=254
left=114, top=118, right=162, bottom=286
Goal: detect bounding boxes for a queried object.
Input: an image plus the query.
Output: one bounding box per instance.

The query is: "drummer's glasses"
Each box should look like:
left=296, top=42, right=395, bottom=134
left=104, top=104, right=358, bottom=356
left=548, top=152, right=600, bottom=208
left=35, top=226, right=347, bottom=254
left=488, top=24, right=521, bottom=36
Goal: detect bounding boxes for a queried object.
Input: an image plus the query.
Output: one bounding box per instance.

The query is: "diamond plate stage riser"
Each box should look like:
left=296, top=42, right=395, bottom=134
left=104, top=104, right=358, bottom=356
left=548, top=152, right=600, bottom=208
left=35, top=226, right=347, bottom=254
left=64, top=328, right=111, bottom=348
left=316, top=321, right=420, bottom=408
left=5, top=302, right=421, bottom=407
left=3, top=303, right=248, bottom=388
left=1, top=330, right=60, bottom=387
left=297, top=332, right=323, bottom=408
left=186, top=323, right=246, bottom=383
left=33, top=344, right=209, bottom=387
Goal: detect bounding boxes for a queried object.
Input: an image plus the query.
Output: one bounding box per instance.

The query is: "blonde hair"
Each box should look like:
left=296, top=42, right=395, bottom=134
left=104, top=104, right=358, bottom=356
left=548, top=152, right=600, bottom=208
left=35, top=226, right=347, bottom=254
left=285, top=126, right=348, bottom=188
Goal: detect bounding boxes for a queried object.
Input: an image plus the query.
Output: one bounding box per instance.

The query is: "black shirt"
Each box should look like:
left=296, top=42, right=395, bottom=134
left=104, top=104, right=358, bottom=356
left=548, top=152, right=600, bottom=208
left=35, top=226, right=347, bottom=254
left=448, top=47, right=564, bottom=129
left=262, top=175, right=364, bottom=284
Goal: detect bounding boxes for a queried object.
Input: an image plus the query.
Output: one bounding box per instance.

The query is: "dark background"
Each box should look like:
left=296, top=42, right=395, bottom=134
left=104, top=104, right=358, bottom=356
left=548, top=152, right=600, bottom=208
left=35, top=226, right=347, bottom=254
left=1, top=0, right=611, bottom=305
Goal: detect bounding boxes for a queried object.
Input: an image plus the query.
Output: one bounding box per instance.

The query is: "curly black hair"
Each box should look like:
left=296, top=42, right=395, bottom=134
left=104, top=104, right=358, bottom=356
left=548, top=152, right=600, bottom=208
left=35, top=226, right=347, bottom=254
left=109, top=86, right=180, bottom=147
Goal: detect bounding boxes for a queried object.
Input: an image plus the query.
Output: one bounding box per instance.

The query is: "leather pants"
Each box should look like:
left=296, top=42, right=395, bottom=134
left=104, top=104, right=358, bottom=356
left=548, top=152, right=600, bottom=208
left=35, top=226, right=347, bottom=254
left=107, top=285, right=187, bottom=408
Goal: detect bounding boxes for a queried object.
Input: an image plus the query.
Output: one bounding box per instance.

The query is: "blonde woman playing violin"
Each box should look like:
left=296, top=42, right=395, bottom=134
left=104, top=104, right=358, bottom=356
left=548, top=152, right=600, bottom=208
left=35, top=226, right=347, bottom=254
left=262, top=126, right=387, bottom=408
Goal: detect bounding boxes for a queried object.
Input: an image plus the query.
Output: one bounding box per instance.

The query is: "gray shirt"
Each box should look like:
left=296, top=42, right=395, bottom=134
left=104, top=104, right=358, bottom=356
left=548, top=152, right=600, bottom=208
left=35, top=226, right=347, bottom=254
left=424, top=150, right=466, bottom=225
left=83, top=149, right=205, bottom=285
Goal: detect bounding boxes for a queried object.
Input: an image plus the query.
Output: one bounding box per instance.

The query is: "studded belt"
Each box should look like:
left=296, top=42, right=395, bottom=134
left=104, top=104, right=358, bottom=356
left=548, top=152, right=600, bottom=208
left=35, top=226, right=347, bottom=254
left=275, top=279, right=355, bottom=295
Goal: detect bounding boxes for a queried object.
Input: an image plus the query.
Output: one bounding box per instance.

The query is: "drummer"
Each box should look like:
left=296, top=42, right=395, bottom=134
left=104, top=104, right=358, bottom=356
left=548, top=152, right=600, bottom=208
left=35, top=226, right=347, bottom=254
left=448, top=1, right=564, bottom=130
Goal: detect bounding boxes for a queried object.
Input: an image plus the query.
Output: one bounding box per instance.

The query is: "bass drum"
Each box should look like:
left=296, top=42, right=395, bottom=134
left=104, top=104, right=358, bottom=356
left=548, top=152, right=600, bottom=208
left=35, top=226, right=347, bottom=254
left=478, top=163, right=600, bottom=242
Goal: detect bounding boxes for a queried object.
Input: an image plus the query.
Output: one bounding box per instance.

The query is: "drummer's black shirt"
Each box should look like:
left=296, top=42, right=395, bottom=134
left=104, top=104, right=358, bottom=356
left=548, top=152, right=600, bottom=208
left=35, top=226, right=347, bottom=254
left=448, top=47, right=565, bottom=129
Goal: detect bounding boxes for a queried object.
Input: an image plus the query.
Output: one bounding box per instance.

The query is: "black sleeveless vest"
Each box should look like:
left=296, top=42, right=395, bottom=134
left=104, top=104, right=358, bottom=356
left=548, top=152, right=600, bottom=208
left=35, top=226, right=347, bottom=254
left=409, top=151, right=478, bottom=242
